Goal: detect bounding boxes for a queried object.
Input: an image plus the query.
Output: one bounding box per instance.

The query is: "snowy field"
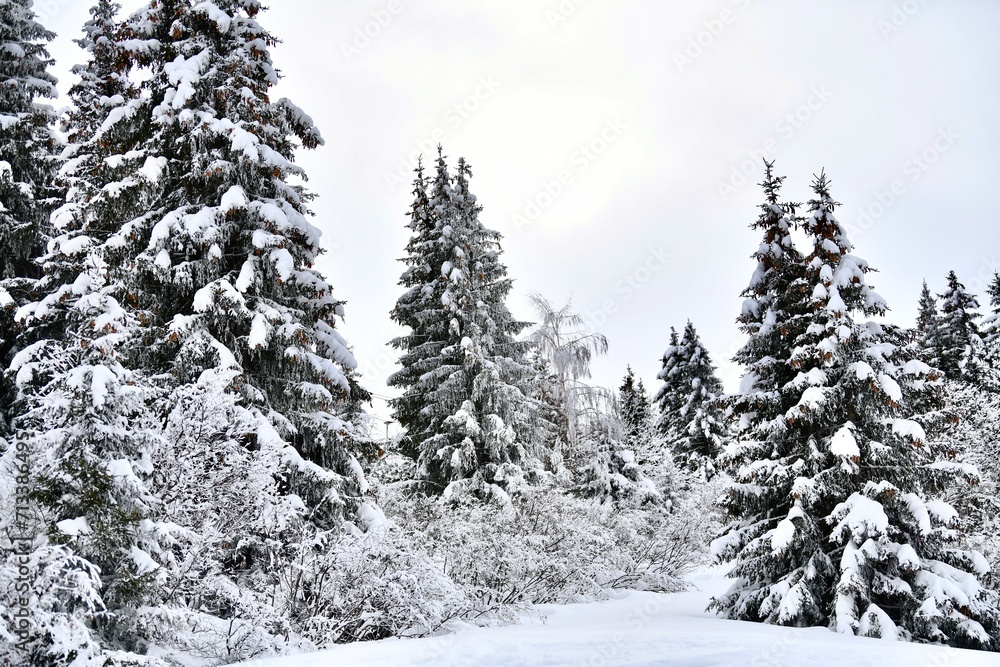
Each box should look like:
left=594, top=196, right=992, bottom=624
left=238, top=569, right=1000, bottom=667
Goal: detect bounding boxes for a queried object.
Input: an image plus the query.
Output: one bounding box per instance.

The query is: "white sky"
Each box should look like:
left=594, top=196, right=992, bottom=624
left=37, top=0, right=1000, bottom=431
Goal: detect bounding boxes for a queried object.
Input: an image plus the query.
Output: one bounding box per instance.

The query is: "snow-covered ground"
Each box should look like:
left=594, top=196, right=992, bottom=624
left=239, top=569, right=999, bottom=667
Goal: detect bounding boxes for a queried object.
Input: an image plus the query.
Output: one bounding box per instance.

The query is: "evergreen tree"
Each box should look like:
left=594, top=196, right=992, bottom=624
left=0, top=0, right=59, bottom=434
left=389, top=151, right=540, bottom=501
left=4, top=2, right=372, bottom=661
left=654, top=321, right=728, bottom=478
left=109, top=0, right=369, bottom=516
left=65, top=0, right=131, bottom=144
left=937, top=271, right=981, bottom=380
left=619, top=365, right=652, bottom=452
left=981, top=273, right=1000, bottom=392
left=712, top=171, right=996, bottom=648
left=653, top=327, right=681, bottom=431
left=913, top=279, right=940, bottom=365
left=727, top=161, right=806, bottom=439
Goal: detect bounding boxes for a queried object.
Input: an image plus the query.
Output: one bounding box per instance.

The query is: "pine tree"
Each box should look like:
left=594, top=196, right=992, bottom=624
left=389, top=150, right=540, bottom=501
left=712, top=171, right=997, bottom=648
left=937, top=271, right=981, bottom=380
left=654, top=321, right=728, bottom=478
left=0, top=0, right=59, bottom=434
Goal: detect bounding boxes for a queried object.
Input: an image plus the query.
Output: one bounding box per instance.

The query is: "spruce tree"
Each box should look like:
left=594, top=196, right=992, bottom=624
left=389, top=150, right=540, bottom=501
left=654, top=321, right=728, bottom=478
left=110, top=0, right=369, bottom=517
left=653, top=327, right=681, bottom=431
left=913, top=279, right=940, bottom=365
left=619, top=365, right=652, bottom=452
left=727, top=161, right=806, bottom=439
left=5, top=2, right=372, bottom=661
left=0, top=0, right=59, bottom=434
left=981, top=273, right=1000, bottom=392
left=937, top=271, right=981, bottom=380
left=712, top=171, right=997, bottom=648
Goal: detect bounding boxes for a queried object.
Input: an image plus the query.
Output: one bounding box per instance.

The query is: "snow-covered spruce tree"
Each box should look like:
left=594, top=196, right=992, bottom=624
left=619, top=365, right=652, bottom=452
left=3, top=3, right=374, bottom=661
left=569, top=367, right=659, bottom=506
left=712, top=172, right=997, bottom=649
left=389, top=151, right=540, bottom=501
left=0, top=0, right=59, bottom=434
left=64, top=0, right=132, bottom=145
left=935, top=381, right=1000, bottom=588
left=105, top=0, right=370, bottom=521
left=654, top=320, right=728, bottom=479
left=936, top=270, right=982, bottom=381
left=6, top=237, right=166, bottom=664
left=727, top=161, right=807, bottom=444
left=981, top=272, right=1000, bottom=392
left=912, top=280, right=941, bottom=366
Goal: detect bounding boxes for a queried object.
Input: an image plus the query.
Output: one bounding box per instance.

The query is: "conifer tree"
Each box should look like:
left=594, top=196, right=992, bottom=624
left=5, top=2, right=372, bottom=661
left=653, top=327, right=681, bottom=430
left=389, top=150, right=540, bottom=501
left=110, top=0, right=368, bottom=515
left=0, top=0, right=59, bottom=433
left=981, top=273, right=1000, bottom=392
left=654, top=321, right=728, bottom=478
left=937, top=271, right=981, bottom=380
left=913, top=279, right=940, bottom=364
left=65, top=0, right=130, bottom=144
left=713, top=172, right=997, bottom=648
left=619, top=365, right=652, bottom=451
left=727, top=161, right=806, bottom=438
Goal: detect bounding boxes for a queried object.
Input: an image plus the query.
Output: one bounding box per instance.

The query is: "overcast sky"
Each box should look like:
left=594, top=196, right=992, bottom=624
left=37, top=0, right=1000, bottom=431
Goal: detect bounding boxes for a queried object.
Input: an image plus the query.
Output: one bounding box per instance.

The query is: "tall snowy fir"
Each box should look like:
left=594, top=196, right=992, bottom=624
left=913, top=279, right=940, bottom=365
left=619, top=365, right=652, bottom=453
left=64, top=1, right=131, bottom=145
left=936, top=270, right=982, bottom=381
left=389, top=151, right=540, bottom=501
left=981, top=272, right=1000, bottom=392
left=712, top=172, right=997, bottom=648
left=727, top=161, right=806, bottom=439
left=4, top=2, right=374, bottom=663
left=653, top=321, right=728, bottom=478
left=0, top=0, right=59, bottom=434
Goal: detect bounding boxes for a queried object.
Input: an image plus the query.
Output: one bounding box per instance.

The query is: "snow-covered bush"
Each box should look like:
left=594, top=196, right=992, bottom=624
left=374, top=466, right=711, bottom=618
